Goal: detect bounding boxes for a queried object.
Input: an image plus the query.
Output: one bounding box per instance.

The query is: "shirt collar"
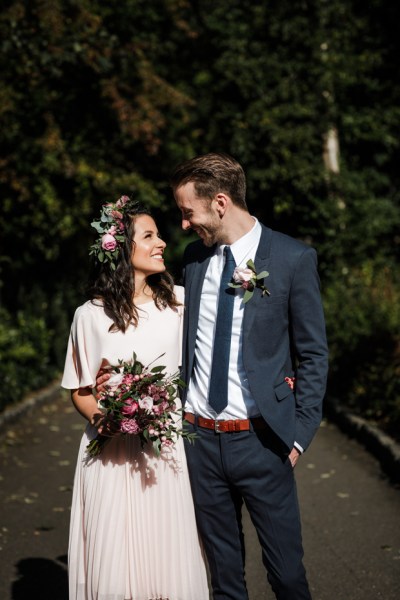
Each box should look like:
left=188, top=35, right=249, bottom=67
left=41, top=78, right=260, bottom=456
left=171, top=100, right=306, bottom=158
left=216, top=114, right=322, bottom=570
left=217, top=217, right=261, bottom=266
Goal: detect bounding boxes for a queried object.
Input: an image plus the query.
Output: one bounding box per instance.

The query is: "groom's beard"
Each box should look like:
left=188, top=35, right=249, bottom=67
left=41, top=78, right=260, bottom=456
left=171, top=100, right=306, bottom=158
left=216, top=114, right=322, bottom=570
left=200, top=233, right=217, bottom=247
left=194, top=221, right=223, bottom=247
left=197, top=230, right=219, bottom=247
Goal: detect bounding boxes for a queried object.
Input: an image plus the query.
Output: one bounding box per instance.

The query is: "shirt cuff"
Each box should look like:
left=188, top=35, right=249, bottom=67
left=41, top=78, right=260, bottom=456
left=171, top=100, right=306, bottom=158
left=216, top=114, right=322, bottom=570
left=294, top=441, right=304, bottom=454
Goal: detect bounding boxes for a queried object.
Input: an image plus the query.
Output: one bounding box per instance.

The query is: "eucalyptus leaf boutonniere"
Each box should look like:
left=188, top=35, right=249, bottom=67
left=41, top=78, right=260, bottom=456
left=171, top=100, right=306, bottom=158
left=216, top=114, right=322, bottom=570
left=229, top=259, right=270, bottom=303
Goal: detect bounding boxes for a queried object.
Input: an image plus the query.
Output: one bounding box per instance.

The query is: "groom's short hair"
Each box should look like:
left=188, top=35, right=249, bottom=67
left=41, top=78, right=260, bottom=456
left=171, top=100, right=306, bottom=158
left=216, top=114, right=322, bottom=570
left=170, top=152, right=247, bottom=210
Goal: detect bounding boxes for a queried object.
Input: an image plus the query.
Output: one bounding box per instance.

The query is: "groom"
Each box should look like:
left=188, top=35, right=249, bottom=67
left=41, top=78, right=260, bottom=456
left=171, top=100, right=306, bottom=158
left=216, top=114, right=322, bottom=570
left=170, top=153, right=328, bottom=600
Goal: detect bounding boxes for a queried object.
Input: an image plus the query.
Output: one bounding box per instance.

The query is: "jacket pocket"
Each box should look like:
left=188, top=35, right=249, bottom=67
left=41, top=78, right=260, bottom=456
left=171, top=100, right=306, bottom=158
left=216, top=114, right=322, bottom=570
left=274, top=380, right=294, bottom=402
left=263, top=294, right=288, bottom=305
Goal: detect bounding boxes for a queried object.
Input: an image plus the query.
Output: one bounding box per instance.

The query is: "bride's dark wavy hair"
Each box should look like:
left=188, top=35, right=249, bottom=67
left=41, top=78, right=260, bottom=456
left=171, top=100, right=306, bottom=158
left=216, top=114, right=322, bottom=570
left=88, top=201, right=180, bottom=332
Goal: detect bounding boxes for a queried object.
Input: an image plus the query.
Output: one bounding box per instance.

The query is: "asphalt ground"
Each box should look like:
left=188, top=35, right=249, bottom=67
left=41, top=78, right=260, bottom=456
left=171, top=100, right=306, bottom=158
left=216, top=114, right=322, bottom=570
left=0, top=388, right=399, bottom=600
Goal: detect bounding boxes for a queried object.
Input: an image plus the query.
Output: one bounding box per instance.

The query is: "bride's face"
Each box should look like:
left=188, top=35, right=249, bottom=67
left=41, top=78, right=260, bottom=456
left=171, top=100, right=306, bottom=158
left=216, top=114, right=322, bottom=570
left=131, top=215, right=166, bottom=277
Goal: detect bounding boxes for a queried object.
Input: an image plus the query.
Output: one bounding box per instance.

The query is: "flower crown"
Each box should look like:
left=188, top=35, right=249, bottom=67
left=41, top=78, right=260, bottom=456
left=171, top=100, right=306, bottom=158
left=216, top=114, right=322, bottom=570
left=89, top=195, right=133, bottom=269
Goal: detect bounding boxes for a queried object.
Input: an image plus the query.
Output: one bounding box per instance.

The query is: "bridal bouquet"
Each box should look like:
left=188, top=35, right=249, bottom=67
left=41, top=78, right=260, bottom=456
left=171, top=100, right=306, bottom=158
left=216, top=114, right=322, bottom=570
left=87, top=353, right=194, bottom=458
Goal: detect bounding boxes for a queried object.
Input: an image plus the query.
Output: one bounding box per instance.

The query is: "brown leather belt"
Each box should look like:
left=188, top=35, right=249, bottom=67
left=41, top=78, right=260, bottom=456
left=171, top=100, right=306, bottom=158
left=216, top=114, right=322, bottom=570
left=184, top=412, right=267, bottom=433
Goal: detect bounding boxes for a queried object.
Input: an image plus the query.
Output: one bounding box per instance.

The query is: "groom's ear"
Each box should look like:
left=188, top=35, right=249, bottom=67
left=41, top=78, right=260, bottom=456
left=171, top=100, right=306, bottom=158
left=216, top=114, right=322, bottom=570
left=214, top=193, right=229, bottom=217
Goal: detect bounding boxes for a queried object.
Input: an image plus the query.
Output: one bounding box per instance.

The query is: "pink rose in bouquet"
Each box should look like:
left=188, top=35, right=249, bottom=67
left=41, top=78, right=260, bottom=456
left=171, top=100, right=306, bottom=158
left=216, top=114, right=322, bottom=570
left=139, top=396, right=154, bottom=410
left=120, top=419, right=141, bottom=434
left=121, top=398, right=139, bottom=416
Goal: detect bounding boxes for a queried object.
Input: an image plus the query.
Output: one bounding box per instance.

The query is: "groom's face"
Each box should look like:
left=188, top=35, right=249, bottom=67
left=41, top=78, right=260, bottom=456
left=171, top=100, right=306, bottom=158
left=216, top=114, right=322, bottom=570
left=174, top=182, right=222, bottom=247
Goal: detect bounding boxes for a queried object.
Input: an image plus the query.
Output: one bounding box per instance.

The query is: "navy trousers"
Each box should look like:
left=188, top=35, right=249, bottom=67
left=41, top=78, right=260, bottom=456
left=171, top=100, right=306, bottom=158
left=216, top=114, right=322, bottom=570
left=184, top=420, right=312, bottom=600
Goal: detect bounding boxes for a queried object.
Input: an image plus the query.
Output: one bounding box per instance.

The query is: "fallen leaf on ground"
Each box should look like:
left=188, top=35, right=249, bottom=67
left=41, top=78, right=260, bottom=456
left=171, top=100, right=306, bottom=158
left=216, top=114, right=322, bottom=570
left=336, top=492, right=350, bottom=498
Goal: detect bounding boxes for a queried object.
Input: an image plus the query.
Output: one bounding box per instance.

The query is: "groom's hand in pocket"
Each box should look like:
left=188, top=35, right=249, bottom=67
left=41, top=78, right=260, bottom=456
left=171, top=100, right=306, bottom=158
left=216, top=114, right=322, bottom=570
left=288, top=447, right=301, bottom=468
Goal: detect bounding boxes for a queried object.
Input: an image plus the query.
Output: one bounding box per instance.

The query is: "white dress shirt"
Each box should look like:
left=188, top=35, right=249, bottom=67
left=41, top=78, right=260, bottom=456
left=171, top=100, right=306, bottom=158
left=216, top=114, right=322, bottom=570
left=185, top=218, right=262, bottom=420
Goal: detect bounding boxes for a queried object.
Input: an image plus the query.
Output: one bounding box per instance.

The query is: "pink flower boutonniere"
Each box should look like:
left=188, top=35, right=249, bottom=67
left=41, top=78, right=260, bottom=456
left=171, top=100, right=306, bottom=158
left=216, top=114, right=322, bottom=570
left=229, top=259, right=270, bottom=303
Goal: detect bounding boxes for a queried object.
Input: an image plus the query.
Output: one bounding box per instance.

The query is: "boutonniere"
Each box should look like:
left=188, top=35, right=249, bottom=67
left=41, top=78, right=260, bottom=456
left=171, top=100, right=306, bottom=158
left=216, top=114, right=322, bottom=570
left=229, top=259, right=270, bottom=303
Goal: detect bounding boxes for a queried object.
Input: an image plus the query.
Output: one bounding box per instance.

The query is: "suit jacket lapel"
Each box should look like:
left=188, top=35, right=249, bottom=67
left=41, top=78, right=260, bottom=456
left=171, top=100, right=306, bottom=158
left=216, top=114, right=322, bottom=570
left=243, top=226, right=272, bottom=339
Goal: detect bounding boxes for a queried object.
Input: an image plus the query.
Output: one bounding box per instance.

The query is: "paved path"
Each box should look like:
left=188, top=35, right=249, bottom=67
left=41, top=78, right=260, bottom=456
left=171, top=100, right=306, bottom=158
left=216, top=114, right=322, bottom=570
left=0, top=390, right=399, bottom=600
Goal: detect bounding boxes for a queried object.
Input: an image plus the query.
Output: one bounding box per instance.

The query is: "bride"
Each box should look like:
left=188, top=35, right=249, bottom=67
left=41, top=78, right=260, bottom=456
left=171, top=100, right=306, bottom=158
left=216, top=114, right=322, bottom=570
left=62, top=196, right=208, bottom=600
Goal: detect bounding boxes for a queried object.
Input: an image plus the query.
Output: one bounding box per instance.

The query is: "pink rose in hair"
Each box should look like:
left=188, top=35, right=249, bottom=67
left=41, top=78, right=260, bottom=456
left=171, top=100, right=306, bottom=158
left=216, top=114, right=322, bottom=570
left=108, top=225, right=117, bottom=236
left=116, top=195, right=130, bottom=208
left=101, top=233, right=117, bottom=251
left=111, top=210, right=123, bottom=219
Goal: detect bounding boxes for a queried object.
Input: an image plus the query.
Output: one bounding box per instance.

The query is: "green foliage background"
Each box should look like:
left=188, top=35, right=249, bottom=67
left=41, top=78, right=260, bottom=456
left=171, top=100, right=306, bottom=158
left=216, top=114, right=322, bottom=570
left=1, top=0, right=399, bottom=436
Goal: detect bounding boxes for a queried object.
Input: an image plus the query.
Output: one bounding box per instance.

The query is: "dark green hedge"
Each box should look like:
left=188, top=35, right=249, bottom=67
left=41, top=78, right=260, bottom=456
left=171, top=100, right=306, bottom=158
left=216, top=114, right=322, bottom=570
left=0, top=0, right=399, bottom=434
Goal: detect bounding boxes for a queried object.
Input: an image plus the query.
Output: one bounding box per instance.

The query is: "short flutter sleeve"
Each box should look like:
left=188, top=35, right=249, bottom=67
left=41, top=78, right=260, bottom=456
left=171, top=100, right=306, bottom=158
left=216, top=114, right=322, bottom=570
left=61, top=302, right=104, bottom=390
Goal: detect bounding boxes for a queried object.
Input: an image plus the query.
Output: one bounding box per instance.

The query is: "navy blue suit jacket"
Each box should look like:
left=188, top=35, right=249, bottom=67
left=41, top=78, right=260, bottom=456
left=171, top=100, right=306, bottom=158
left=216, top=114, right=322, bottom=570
left=181, top=224, right=329, bottom=453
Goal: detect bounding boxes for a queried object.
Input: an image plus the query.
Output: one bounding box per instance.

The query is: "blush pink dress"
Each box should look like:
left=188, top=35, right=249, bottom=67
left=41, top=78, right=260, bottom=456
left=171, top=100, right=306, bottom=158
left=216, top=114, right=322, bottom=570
left=61, top=286, right=208, bottom=600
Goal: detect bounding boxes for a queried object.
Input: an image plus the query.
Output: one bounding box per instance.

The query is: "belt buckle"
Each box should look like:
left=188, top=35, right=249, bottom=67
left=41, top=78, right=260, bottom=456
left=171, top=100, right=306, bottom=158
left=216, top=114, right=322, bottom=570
left=214, top=420, right=223, bottom=433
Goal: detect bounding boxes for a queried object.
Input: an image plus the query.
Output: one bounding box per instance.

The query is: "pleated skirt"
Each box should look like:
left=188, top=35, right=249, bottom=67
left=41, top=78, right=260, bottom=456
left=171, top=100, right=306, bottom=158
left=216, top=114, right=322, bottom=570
left=68, top=424, right=209, bottom=600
